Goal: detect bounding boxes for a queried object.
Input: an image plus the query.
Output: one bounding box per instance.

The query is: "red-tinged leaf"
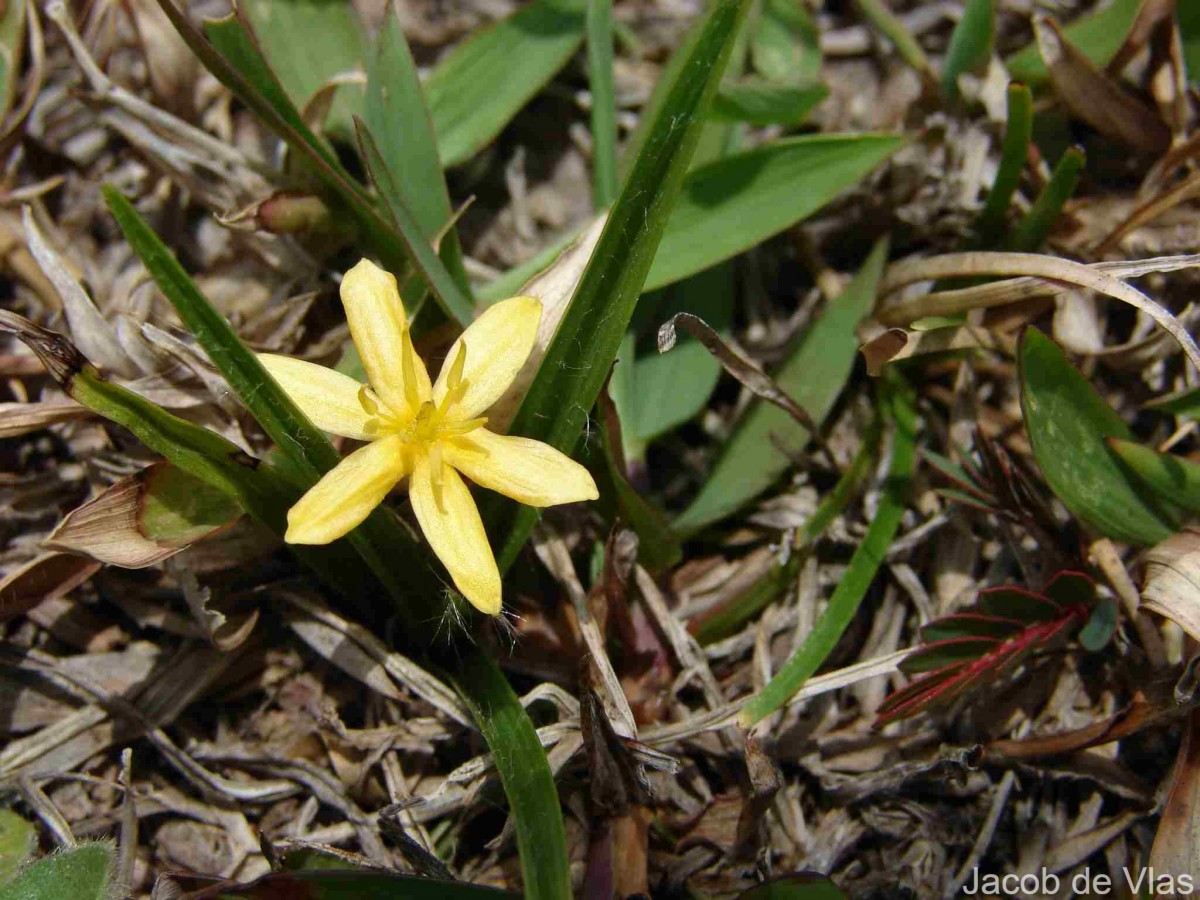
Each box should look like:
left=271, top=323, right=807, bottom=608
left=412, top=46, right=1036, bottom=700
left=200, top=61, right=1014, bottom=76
left=878, top=571, right=1094, bottom=724
left=977, top=586, right=1066, bottom=622
left=901, top=636, right=1000, bottom=673
left=920, top=612, right=1027, bottom=642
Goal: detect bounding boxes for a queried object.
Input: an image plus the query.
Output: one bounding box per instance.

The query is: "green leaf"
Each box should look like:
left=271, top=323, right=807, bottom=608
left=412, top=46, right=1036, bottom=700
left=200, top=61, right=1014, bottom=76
left=750, top=0, right=821, bottom=83
left=711, top=79, right=828, bottom=127
left=0, top=810, right=35, bottom=882
left=364, top=8, right=468, bottom=294
left=586, top=0, right=619, bottom=207
left=494, top=0, right=755, bottom=568
left=1018, top=327, right=1176, bottom=546
left=976, top=83, right=1032, bottom=247
left=103, top=187, right=571, bottom=900
left=1109, top=438, right=1200, bottom=516
left=644, top=134, right=902, bottom=292
left=853, top=0, right=932, bottom=79
left=150, top=1, right=473, bottom=325
left=1079, top=594, right=1118, bottom=651
left=1004, top=0, right=1139, bottom=87
left=140, top=463, right=243, bottom=543
left=674, top=238, right=888, bottom=535
left=941, top=0, right=993, bottom=101
left=738, top=378, right=917, bottom=726
left=240, top=0, right=367, bottom=136
left=736, top=874, right=847, bottom=900
left=450, top=654, right=570, bottom=899
left=1008, top=145, right=1085, bottom=252
left=425, top=0, right=587, bottom=167
left=0, top=844, right=114, bottom=900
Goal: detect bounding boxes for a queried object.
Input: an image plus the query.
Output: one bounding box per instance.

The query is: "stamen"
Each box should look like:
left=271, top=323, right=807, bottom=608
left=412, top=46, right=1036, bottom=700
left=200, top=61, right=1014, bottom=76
left=401, top=330, right=421, bottom=411
left=439, top=341, right=469, bottom=414
left=440, top=416, right=488, bottom=436
left=357, top=385, right=379, bottom=415
left=428, top=445, right=445, bottom=512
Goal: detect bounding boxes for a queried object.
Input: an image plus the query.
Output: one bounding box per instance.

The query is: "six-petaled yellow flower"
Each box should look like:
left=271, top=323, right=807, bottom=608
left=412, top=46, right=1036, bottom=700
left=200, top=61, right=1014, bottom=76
left=259, top=259, right=598, bottom=615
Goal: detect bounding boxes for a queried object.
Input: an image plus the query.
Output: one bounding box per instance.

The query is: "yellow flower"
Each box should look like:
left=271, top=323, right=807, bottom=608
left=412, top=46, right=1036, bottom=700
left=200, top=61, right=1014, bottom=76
left=259, top=259, right=598, bottom=615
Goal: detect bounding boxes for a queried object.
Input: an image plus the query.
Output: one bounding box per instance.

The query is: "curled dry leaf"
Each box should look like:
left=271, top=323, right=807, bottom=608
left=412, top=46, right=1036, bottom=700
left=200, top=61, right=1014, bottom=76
left=0, top=398, right=90, bottom=437
left=1143, top=528, right=1200, bottom=643
left=1034, top=15, right=1170, bottom=156
left=47, top=462, right=243, bottom=569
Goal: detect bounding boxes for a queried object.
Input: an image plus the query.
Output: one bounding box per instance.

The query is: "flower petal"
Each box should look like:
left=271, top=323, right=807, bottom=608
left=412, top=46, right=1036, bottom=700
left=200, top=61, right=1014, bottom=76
left=259, top=354, right=376, bottom=440
left=444, top=429, right=599, bottom=507
left=341, top=259, right=431, bottom=418
left=286, top=435, right=410, bottom=544
left=409, top=453, right=502, bottom=615
left=433, top=295, right=541, bottom=419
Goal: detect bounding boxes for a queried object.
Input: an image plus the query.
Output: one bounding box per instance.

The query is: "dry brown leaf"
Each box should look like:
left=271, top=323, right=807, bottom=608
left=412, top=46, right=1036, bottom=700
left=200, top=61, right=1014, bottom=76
left=1149, top=708, right=1200, bottom=879
left=0, top=398, right=91, bottom=437
left=1035, top=16, right=1170, bottom=155
left=0, top=552, right=99, bottom=623
left=1143, top=528, right=1200, bottom=642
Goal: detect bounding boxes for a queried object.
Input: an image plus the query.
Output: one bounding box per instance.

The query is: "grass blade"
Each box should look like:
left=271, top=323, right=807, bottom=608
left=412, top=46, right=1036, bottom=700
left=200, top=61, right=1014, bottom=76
left=738, top=379, right=916, bottom=726
left=586, top=0, right=618, bottom=207
left=1109, top=438, right=1200, bottom=516
left=976, top=83, right=1032, bottom=246
left=1008, top=145, right=1085, bottom=251
left=940, top=0, right=993, bottom=101
left=1004, top=0, right=1139, bottom=86
left=365, top=8, right=469, bottom=295
left=853, top=0, right=932, bottom=82
left=425, top=0, right=587, bottom=167
left=674, top=239, right=888, bottom=535
left=493, top=0, right=755, bottom=568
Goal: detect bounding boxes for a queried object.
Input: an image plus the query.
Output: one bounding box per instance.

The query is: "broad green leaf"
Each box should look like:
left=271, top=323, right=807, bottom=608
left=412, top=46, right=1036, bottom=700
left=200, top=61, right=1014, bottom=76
left=425, top=0, right=587, bottom=167
left=0, top=844, right=114, bottom=900
left=941, top=0, right=993, bottom=101
left=103, top=189, right=571, bottom=900
left=150, top=1, right=472, bottom=325
left=586, top=0, right=619, bottom=207
left=738, top=378, right=916, bottom=726
left=644, top=134, right=903, bottom=292
left=364, top=9, right=468, bottom=294
left=0, top=0, right=25, bottom=117
left=711, top=79, right=828, bottom=127
left=1109, top=438, right=1200, bottom=515
left=976, top=83, right=1032, bottom=246
left=180, top=868, right=516, bottom=898
left=141, top=463, right=242, bottom=542
left=1008, top=145, right=1084, bottom=251
left=674, top=238, right=888, bottom=535
left=0, top=810, right=35, bottom=882
left=1005, top=0, right=1139, bottom=87
left=750, top=0, right=821, bottom=83
left=493, top=0, right=754, bottom=568
left=240, top=0, right=367, bottom=135
left=1018, top=327, right=1176, bottom=546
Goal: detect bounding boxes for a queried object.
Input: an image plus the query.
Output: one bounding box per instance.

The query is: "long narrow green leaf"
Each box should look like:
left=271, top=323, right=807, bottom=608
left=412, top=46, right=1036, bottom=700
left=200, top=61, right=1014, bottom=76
left=674, top=238, right=888, bottom=535
left=240, top=0, right=367, bottom=135
left=103, top=188, right=571, bottom=900
left=426, top=0, right=587, bottom=167
left=1005, top=0, right=1139, bottom=86
left=940, top=0, right=993, bottom=101
left=586, top=0, right=618, bottom=207
left=738, top=379, right=916, bottom=726
left=976, top=83, right=1032, bottom=246
left=644, top=134, right=901, bottom=291
left=1019, top=326, right=1176, bottom=546
left=149, top=0, right=473, bottom=325
left=853, top=0, right=932, bottom=79
left=1008, top=145, right=1084, bottom=252
left=365, top=9, right=469, bottom=294
left=493, top=0, right=754, bottom=569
